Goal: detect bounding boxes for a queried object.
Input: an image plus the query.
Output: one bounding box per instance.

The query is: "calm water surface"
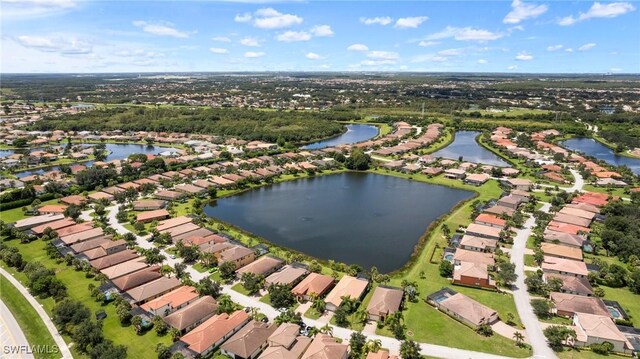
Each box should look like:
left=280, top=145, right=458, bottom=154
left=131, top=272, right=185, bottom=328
left=432, top=130, right=511, bottom=167
left=204, top=172, right=473, bottom=272
left=561, top=137, right=640, bottom=175
left=302, top=124, right=378, bottom=150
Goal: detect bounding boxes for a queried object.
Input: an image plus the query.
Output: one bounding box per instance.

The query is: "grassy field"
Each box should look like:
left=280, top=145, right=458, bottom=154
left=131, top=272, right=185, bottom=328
left=557, top=347, right=632, bottom=359
left=461, top=108, right=551, bottom=117
left=0, top=198, right=62, bottom=223
left=0, top=273, right=60, bottom=359
left=0, top=239, right=172, bottom=358
left=598, top=285, right=639, bottom=326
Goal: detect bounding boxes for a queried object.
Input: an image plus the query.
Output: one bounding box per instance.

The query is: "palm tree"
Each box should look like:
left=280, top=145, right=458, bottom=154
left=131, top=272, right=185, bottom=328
left=160, top=265, right=174, bottom=278
left=366, top=339, right=382, bottom=353
left=319, top=324, right=333, bottom=337
left=513, top=332, right=525, bottom=347
left=354, top=308, right=368, bottom=325
left=169, top=327, right=181, bottom=342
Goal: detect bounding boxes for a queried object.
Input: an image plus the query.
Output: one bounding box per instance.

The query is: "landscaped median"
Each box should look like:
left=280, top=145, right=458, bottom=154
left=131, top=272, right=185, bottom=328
left=0, top=272, right=59, bottom=359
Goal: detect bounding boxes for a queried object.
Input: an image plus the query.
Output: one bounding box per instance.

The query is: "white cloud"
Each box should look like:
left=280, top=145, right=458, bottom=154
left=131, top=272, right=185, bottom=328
left=114, top=49, right=162, bottom=58
left=253, top=8, right=303, bottom=29
left=558, top=2, right=635, bottom=25
left=411, top=54, right=448, bottom=63
left=305, top=52, right=323, bottom=60
left=210, top=47, right=229, bottom=54
left=360, top=59, right=396, bottom=66
left=437, top=48, right=463, bottom=56
left=244, top=51, right=265, bottom=58
left=234, top=13, right=252, bottom=23
left=132, top=20, right=191, bottom=38
left=347, top=43, right=369, bottom=51
left=310, top=25, right=334, bottom=37
left=547, top=44, right=563, bottom=51
left=367, top=50, right=400, bottom=60
left=426, top=26, right=503, bottom=42
left=503, top=0, right=548, bottom=24
left=240, top=37, right=260, bottom=47
left=360, top=16, right=393, bottom=25
left=578, top=43, right=596, bottom=51
left=477, top=59, right=488, bottom=64
left=509, top=25, right=525, bottom=31
left=395, top=16, right=428, bottom=28
left=418, top=41, right=439, bottom=47
left=515, top=51, right=533, bottom=60
left=2, top=0, right=76, bottom=19
left=609, top=67, right=623, bottom=72
left=212, top=36, right=232, bottom=42
left=507, top=65, right=519, bottom=70
left=276, top=31, right=311, bottom=42
left=565, top=48, right=574, bottom=52
left=17, top=35, right=92, bottom=54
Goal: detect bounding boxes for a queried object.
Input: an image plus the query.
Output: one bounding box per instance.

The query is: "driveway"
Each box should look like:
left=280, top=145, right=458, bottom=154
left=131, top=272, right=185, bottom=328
left=510, top=203, right=557, bottom=359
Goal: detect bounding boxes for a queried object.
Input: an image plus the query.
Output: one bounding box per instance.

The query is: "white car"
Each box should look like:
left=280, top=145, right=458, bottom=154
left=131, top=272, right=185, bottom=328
left=170, top=255, right=176, bottom=259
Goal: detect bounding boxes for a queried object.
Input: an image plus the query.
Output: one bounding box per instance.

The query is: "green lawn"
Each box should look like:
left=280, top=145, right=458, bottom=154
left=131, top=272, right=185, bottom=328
left=557, top=347, right=630, bottom=359
left=1, top=239, right=172, bottom=358
left=1, top=198, right=61, bottom=223
left=231, top=282, right=252, bottom=296
left=304, top=306, right=322, bottom=320
left=599, top=285, right=640, bottom=326
left=0, top=273, right=60, bottom=359
left=539, top=316, right=573, bottom=325
left=524, top=254, right=537, bottom=267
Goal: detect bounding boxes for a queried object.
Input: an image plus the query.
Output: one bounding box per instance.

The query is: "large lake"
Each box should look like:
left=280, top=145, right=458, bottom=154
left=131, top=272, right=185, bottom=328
left=302, top=124, right=378, bottom=150
left=432, top=130, right=511, bottom=167
left=560, top=137, right=640, bottom=175
left=204, top=172, right=473, bottom=272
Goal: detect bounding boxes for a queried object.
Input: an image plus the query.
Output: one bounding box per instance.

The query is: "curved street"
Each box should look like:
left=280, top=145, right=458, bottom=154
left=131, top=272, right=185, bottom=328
left=0, top=268, right=72, bottom=359
left=0, top=299, right=34, bottom=359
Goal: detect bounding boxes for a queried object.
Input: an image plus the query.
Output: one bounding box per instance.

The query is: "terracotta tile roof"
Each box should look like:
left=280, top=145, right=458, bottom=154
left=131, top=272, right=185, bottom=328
left=112, top=266, right=162, bottom=291
left=542, top=256, right=588, bottom=277
left=136, top=209, right=170, bottom=222
left=156, top=216, right=192, bottom=232
left=221, top=321, right=277, bottom=358
left=545, top=273, right=593, bottom=296
left=453, top=248, right=495, bottom=266
left=163, top=296, right=219, bottom=331
left=300, top=334, right=348, bottom=359
left=31, top=218, right=76, bottom=235
left=474, top=213, right=506, bottom=227
left=60, top=227, right=104, bottom=245
left=125, top=276, right=182, bottom=303
left=541, top=243, right=583, bottom=261
left=366, top=286, right=403, bottom=317
left=439, top=293, right=497, bottom=327
left=100, top=258, right=148, bottom=279
left=291, top=273, right=334, bottom=297
left=89, top=249, right=139, bottom=270
left=265, top=266, right=309, bottom=286
left=366, top=351, right=399, bottom=359
left=237, top=256, right=283, bottom=276
left=37, top=204, right=68, bottom=214
left=180, top=311, right=249, bottom=354
left=324, top=275, right=369, bottom=308
left=141, top=286, right=199, bottom=312
left=550, top=292, right=608, bottom=316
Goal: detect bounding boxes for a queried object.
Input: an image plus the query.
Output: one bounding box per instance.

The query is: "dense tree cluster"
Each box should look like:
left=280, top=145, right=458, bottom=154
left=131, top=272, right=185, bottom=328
left=32, top=107, right=350, bottom=143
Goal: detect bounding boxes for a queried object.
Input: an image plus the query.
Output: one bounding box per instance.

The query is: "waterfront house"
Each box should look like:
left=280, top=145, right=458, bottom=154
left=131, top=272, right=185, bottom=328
left=291, top=273, right=334, bottom=301
left=453, top=262, right=496, bottom=289
left=550, top=292, right=608, bottom=317
left=572, top=313, right=632, bottom=353
left=137, top=209, right=170, bottom=223
left=428, top=288, right=499, bottom=329
left=465, top=223, right=502, bottom=241
left=237, top=256, right=284, bottom=277
left=366, top=286, right=404, bottom=322
left=265, top=265, right=309, bottom=287
left=324, top=275, right=369, bottom=312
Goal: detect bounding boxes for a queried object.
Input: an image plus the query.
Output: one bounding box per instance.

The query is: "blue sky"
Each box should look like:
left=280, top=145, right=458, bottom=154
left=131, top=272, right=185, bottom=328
left=2, top=0, right=639, bottom=73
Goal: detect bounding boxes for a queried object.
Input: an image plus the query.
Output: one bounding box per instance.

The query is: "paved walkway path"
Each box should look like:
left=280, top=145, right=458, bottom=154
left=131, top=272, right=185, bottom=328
left=510, top=203, right=557, bottom=359
left=0, top=268, right=72, bottom=359
left=0, top=299, right=34, bottom=359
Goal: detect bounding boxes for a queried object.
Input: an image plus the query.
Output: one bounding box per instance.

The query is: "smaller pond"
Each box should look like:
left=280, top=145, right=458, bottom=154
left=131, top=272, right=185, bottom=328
left=432, top=131, right=511, bottom=167
left=560, top=137, right=640, bottom=175
left=302, top=124, right=378, bottom=150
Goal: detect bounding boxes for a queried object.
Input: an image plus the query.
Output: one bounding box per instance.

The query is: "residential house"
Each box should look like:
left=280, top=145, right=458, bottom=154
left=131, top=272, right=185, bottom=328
left=140, top=286, right=200, bottom=317
left=550, top=292, right=609, bottom=317
left=540, top=243, right=583, bottom=261
left=459, top=235, right=498, bottom=252
left=453, top=262, right=496, bottom=290
left=544, top=273, right=594, bottom=297
left=164, top=296, right=219, bottom=333
left=125, top=276, right=182, bottom=304
left=265, top=265, right=309, bottom=287
left=100, top=258, right=148, bottom=280
left=133, top=199, right=166, bottom=211
left=366, top=286, right=404, bottom=322
left=237, top=256, right=284, bottom=277
left=542, top=256, right=588, bottom=278
left=465, top=223, right=502, bottom=241
left=291, top=273, right=334, bottom=301
left=217, top=246, right=256, bottom=268
left=324, top=275, right=369, bottom=312
left=178, top=311, right=250, bottom=358
left=112, top=266, right=162, bottom=291
left=573, top=313, right=632, bottom=353
left=428, top=289, right=499, bottom=329
left=464, top=173, right=490, bottom=186
left=473, top=213, right=506, bottom=229
left=220, top=321, right=277, bottom=359
left=137, top=209, right=170, bottom=223
left=258, top=323, right=312, bottom=359
left=300, top=334, right=348, bottom=359
left=453, top=249, right=495, bottom=268
left=89, top=249, right=139, bottom=270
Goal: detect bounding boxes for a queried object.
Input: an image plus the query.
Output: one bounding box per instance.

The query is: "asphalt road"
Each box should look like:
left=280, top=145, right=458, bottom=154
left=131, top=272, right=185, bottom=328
left=0, top=299, right=34, bottom=359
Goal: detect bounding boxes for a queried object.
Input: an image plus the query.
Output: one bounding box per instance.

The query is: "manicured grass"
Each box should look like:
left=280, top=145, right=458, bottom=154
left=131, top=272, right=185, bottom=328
left=557, top=347, right=631, bottom=359
left=304, top=306, right=322, bottom=320
left=0, top=273, right=60, bottom=359
left=1, top=239, right=172, bottom=358
left=526, top=236, right=537, bottom=250
left=0, top=198, right=61, bottom=223
left=540, top=316, right=573, bottom=325
left=599, top=285, right=640, bottom=326
left=582, top=184, right=630, bottom=199
left=259, top=294, right=271, bottom=305
left=192, top=262, right=208, bottom=273
left=524, top=254, right=537, bottom=267
left=231, top=282, right=251, bottom=296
